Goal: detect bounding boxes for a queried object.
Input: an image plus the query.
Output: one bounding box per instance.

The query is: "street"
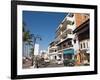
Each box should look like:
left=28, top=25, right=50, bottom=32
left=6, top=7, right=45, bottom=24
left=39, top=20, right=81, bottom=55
left=38, top=62, right=64, bottom=68
left=22, top=59, right=89, bottom=69
left=22, top=59, right=32, bottom=69
left=23, top=59, right=64, bottom=69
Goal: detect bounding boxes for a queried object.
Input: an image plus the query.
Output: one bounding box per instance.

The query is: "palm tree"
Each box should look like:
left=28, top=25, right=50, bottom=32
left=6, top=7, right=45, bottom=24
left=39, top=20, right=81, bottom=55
left=23, top=33, right=42, bottom=67
left=22, top=22, right=42, bottom=67
left=24, top=31, right=34, bottom=57
left=27, top=38, right=33, bottom=57
left=23, top=21, right=33, bottom=57
left=30, top=48, right=34, bottom=57
left=23, top=30, right=29, bottom=57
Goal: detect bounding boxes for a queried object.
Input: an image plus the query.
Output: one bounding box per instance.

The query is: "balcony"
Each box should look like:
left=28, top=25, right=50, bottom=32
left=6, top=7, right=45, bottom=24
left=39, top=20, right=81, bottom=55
left=56, top=34, right=74, bottom=46
left=67, top=25, right=75, bottom=30
left=67, top=34, right=74, bottom=38
left=61, top=34, right=74, bottom=40
left=67, top=16, right=74, bottom=22
left=49, top=51, right=57, bottom=55
left=58, top=45, right=73, bottom=51
left=49, top=46, right=57, bottom=49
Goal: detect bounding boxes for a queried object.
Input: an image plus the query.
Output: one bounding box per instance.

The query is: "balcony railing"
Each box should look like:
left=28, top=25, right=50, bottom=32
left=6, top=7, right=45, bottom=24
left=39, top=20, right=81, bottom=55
left=58, top=45, right=73, bottom=51
left=49, top=46, right=57, bottom=49
left=55, top=34, right=74, bottom=46
left=61, top=34, right=74, bottom=40
left=67, top=16, right=74, bottom=22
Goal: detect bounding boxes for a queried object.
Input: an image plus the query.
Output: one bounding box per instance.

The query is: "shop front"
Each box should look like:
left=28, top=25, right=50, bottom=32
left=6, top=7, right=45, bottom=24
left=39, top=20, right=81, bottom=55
left=63, top=49, right=75, bottom=66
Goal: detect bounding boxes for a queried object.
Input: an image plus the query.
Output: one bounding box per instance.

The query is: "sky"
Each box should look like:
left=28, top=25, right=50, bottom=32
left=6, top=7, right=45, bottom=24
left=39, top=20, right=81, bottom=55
left=23, top=11, right=67, bottom=51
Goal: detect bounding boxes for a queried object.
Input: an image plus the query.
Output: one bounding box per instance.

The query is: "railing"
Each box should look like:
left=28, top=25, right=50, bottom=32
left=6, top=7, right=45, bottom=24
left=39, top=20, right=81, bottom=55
left=67, top=16, right=74, bottom=22
left=58, top=45, right=73, bottom=51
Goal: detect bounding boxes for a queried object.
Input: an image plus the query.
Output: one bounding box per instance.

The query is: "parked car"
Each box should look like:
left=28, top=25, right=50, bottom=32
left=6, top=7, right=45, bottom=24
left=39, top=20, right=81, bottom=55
left=22, top=57, right=26, bottom=64
left=63, top=59, right=75, bottom=66
left=56, top=59, right=63, bottom=64
left=44, top=59, right=50, bottom=63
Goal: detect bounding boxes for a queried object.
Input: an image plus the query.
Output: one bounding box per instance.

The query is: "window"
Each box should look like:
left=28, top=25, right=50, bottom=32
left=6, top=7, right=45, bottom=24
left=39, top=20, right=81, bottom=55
left=67, top=20, right=74, bottom=25
left=67, top=29, right=73, bottom=34
left=68, top=41, right=72, bottom=45
left=87, top=41, right=88, bottom=48
left=80, top=43, right=82, bottom=49
left=74, top=39, right=76, bottom=43
left=63, top=44, right=66, bottom=47
left=80, top=40, right=90, bottom=49
left=83, top=42, right=85, bottom=48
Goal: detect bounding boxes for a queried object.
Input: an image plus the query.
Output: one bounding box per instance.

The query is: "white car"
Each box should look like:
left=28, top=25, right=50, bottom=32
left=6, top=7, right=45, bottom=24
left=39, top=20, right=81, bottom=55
left=56, top=59, right=63, bottom=64
left=44, top=59, right=50, bottom=63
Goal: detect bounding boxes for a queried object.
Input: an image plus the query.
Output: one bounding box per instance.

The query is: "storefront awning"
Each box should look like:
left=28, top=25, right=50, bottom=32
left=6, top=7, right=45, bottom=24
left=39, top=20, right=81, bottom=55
left=63, top=49, right=74, bottom=55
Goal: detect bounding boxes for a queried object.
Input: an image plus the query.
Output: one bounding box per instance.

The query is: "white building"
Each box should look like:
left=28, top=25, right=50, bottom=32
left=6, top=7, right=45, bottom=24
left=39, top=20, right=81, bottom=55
left=34, top=44, right=39, bottom=55
left=40, top=50, right=48, bottom=59
left=48, top=41, right=60, bottom=61
left=48, top=13, right=79, bottom=61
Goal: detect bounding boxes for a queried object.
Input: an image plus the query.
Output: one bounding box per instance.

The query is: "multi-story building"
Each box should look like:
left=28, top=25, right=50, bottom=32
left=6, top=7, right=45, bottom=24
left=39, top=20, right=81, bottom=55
left=48, top=41, right=59, bottom=61
left=55, top=13, right=78, bottom=61
left=48, top=13, right=79, bottom=63
left=48, top=13, right=90, bottom=66
left=73, top=13, right=90, bottom=65
left=34, top=44, right=40, bottom=55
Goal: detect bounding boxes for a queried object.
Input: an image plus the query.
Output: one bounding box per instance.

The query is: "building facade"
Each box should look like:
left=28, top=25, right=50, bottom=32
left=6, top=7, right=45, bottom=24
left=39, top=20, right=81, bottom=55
left=34, top=44, right=40, bottom=55
left=55, top=13, right=78, bottom=61
left=73, top=13, right=90, bottom=65
left=48, top=13, right=90, bottom=66
left=40, top=50, right=48, bottom=59
left=48, top=41, right=60, bottom=61
left=48, top=13, right=79, bottom=62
